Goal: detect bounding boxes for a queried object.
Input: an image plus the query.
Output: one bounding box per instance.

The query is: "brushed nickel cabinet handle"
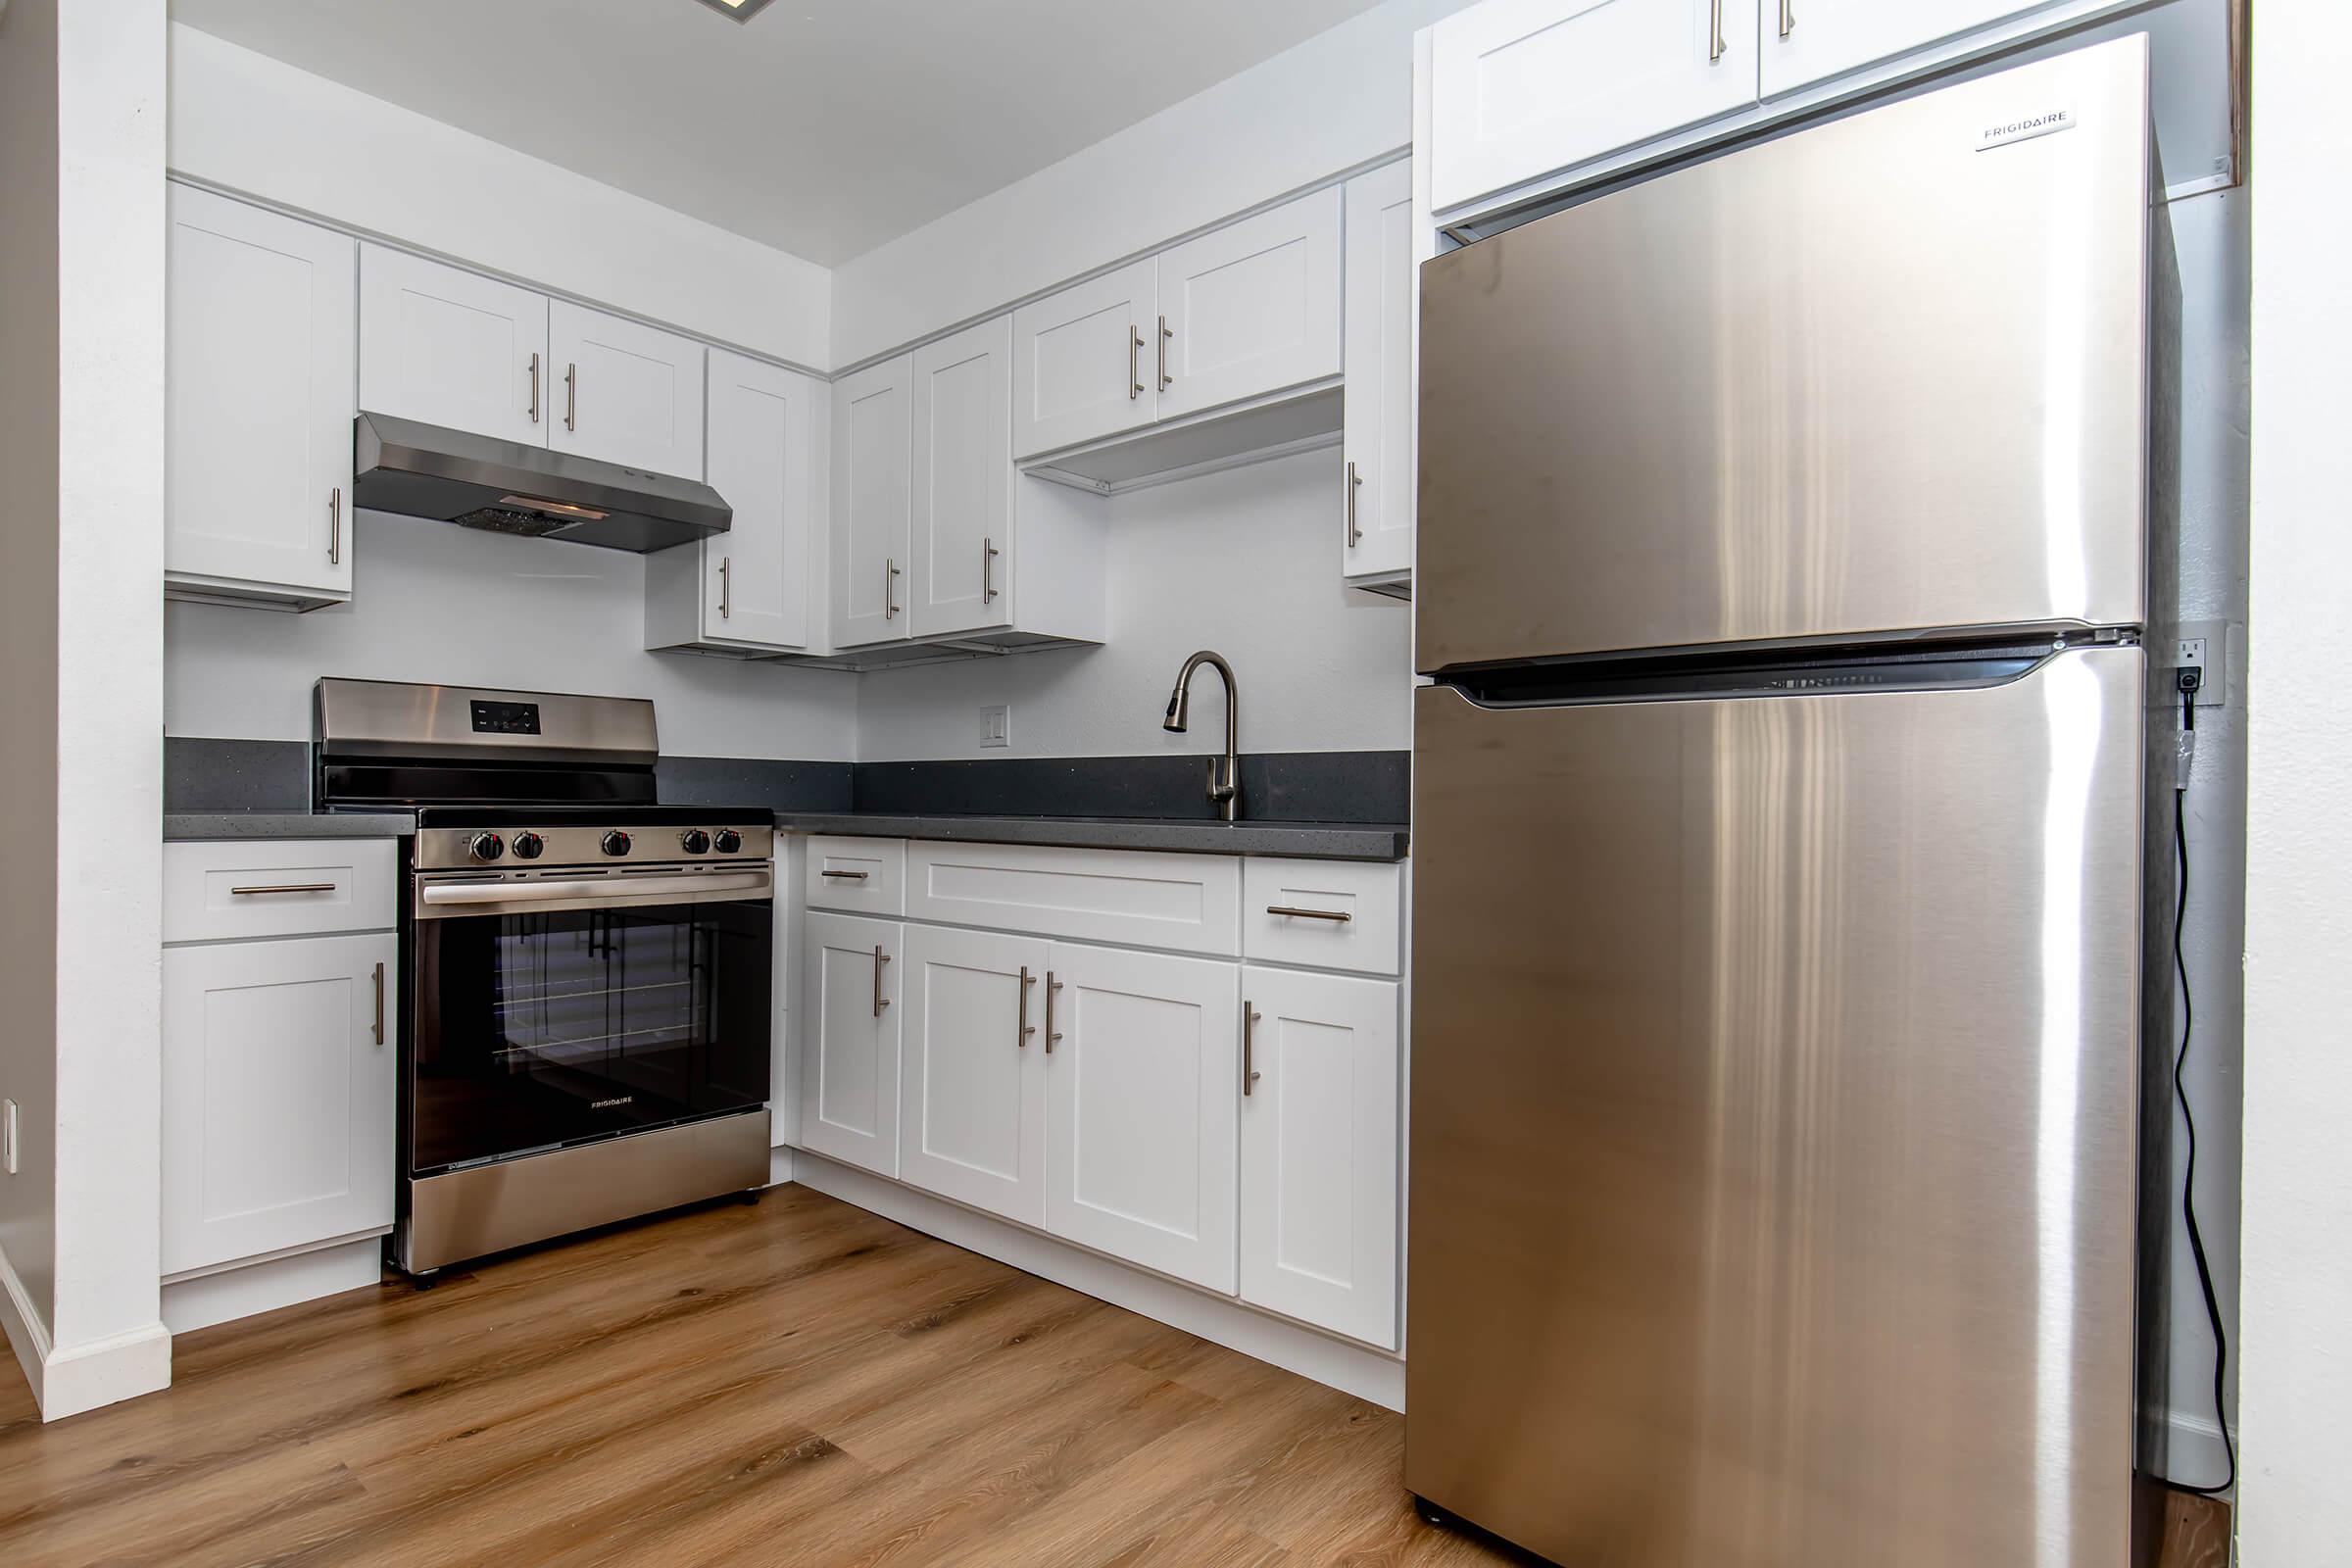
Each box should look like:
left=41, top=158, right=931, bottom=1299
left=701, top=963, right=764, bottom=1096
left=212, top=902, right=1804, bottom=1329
left=1267, top=905, right=1353, bottom=923
left=1018, top=965, right=1035, bottom=1048
left=719, top=555, right=732, bottom=620
left=872, top=945, right=892, bottom=1019
left=230, top=882, right=336, bottom=897
left=1346, top=462, right=1362, bottom=549
left=564, top=361, right=577, bottom=432
left=983, top=536, right=1001, bottom=604
left=1157, top=315, right=1172, bottom=390
left=371, top=961, right=386, bottom=1046
left=328, top=486, right=342, bottom=566
left=528, top=351, right=541, bottom=422
left=1780, top=0, right=1794, bottom=36
left=1046, top=972, right=1063, bottom=1054
left=1710, top=0, right=1726, bottom=61
left=1243, top=1003, right=1262, bottom=1097
left=1129, top=327, right=1144, bottom=400
left=885, top=556, right=901, bottom=619
left=820, top=868, right=870, bottom=881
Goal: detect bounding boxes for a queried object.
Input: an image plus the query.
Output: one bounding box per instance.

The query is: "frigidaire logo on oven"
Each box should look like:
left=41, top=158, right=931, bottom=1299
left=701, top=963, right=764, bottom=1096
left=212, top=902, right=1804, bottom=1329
left=591, top=1097, right=634, bottom=1110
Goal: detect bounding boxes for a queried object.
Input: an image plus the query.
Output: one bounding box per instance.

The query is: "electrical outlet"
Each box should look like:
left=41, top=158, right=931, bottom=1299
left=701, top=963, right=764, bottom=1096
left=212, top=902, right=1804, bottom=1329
left=979, top=704, right=1010, bottom=749
left=3, top=1098, right=17, bottom=1177
left=2171, top=619, right=2231, bottom=710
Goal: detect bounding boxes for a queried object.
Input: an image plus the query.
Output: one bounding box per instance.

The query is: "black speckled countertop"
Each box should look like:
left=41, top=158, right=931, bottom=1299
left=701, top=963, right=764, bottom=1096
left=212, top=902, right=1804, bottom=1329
left=772, top=812, right=1406, bottom=862
left=164, top=809, right=416, bottom=842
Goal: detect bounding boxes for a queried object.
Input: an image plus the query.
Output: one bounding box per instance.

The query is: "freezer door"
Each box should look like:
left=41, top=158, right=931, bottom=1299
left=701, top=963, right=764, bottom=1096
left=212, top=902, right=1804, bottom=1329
left=1406, top=647, right=2147, bottom=1568
left=1417, top=39, right=2153, bottom=672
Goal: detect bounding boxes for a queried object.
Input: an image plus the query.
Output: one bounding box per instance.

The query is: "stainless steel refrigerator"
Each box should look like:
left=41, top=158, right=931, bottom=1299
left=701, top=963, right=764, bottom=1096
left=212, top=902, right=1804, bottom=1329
left=1406, top=37, right=2177, bottom=1568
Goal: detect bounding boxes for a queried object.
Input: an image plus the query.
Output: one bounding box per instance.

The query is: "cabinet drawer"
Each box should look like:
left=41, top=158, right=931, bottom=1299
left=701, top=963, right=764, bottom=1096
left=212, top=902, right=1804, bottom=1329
left=806, top=836, right=906, bottom=914
left=165, top=840, right=399, bottom=944
left=1241, top=858, right=1402, bottom=975
left=906, top=842, right=1241, bottom=957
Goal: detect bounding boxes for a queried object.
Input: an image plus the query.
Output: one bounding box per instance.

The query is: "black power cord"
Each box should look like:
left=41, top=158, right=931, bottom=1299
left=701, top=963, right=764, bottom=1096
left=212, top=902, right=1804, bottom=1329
left=2170, top=666, right=2236, bottom=1497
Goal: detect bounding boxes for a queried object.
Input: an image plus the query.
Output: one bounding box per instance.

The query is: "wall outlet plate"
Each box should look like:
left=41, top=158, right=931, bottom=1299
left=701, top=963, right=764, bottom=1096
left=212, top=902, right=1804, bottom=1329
left=2170, top=619, right=2233, bottom=710
left=979, top=704, right=1010, bottom=749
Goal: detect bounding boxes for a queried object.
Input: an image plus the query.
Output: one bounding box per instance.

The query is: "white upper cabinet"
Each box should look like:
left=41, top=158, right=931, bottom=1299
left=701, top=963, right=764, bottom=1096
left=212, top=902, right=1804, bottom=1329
left=1341, top=162, right=1416, bottom=584
left=1011, top=259, right=1158, bottom=459
left=166, top=186, right=357, bottom=608
left=898, top=924, right=1051, bottom=1227
left=1429, top=0, right=1761, bottom=213
left=1044, top=944, right=1240, bottom=1294
left=1761, top=0, right=2056, bottom=97
left=647, top=349, right=815, bottom=655
left=359, top=245, right=548, bottom=446
left=910, top=317, right=1015, bottom=639
left=799, top=911, right=904, bottom=1178
left=1238, top=967, right=1399, bottom=1348
left=547, top=299, right=706, bottom=478
left=830, top=355, right=915, bottom=649
left=1155, top=188, right=1342, bottom=422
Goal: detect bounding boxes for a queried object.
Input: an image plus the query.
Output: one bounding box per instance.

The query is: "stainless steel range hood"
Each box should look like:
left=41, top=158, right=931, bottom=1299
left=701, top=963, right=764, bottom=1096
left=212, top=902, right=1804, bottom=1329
left=352, top=413, right=730, bottom=553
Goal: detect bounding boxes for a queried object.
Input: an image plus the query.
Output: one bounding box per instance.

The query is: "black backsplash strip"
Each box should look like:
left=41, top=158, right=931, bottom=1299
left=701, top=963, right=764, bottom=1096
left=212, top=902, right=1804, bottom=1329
left=166, top=738, right=1407, bottom=824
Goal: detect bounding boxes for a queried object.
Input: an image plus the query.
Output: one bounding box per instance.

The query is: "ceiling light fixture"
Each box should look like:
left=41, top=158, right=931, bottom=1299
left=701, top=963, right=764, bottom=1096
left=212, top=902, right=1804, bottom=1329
left=691, top=0, right=778, bottom=20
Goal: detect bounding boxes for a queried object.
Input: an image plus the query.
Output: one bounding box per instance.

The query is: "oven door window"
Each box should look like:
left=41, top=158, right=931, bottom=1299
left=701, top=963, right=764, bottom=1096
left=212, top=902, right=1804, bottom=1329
left=412, top=900, right=771, bottom=1175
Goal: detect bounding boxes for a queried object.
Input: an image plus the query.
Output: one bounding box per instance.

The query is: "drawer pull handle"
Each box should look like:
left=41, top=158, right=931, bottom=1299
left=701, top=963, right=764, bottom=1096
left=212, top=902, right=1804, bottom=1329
left=1046, top=972, right=1063, bottom=1054
left=1018, top=965, right=1035, bottom=1048
left=1243, top=1003, right=1262, bottom=1097
left=372, top=961, right=386, bottom=1046
left=820, top=869, right=871, bottom=881
left=872, top=946, right=892, bottom=1018
left=230, top=882, right=337, bottom=897
left=1266, top=905, right=1351, bottom=923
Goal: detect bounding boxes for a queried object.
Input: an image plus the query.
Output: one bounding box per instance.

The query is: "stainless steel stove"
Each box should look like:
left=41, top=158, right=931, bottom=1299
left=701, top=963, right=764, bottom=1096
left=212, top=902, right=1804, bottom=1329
left=315, top=678, right=774, bottom=1279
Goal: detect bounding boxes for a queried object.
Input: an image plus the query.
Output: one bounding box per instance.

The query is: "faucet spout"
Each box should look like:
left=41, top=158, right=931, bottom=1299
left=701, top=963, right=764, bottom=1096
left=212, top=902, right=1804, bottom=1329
left=1162, top=650, right=1240, bottom=822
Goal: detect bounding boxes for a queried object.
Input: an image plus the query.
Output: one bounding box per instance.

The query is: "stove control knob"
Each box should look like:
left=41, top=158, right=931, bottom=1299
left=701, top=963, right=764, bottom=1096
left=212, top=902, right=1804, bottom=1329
left=511, top=831, right=545, bottom=860
left=679, top=829, right=711, bottom=856
left=467, top=832, right=506, bottom=863
left=712, top=828, right=743, bottom=856
left=600, top=829, right=632, bottom=858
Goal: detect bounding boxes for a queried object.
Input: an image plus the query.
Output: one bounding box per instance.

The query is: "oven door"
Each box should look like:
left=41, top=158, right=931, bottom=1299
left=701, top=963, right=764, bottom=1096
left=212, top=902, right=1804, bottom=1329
left=409, top=867, right=773, bottom=1176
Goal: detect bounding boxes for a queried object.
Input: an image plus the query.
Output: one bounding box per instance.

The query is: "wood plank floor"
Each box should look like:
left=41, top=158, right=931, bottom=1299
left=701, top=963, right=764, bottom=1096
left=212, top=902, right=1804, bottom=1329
left=0, top=1187, right=2229, bottom=1567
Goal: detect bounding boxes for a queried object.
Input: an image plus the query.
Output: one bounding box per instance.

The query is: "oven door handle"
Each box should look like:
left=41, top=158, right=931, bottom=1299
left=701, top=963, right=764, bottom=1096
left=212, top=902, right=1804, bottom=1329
left=417, top=870, right=771, bottom=915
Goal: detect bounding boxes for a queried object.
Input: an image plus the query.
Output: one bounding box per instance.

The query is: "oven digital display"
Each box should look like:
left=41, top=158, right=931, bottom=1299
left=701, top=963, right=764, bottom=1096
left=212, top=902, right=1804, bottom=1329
left=469, top=700, right=541, bottom=735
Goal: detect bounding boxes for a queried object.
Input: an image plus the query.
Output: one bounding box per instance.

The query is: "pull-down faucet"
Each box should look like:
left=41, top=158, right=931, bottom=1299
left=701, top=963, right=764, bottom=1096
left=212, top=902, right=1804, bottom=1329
left=1162, top=650, right=1240, bottom=822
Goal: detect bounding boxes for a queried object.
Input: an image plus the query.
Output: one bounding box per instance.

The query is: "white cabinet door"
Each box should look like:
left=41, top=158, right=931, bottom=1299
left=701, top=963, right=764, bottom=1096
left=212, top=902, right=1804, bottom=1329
left=1155, top=188, right=1342, bottom=422
left=1044, top=944, right=1239, bottom=1292
left=161, top=933, right=396, bottom=1277
left=910, top=316, right=1015, bottom=639
left=830, top=355, right=913, bottom=648
left=898, top=925, right=1051, bottom=1226
left=547, top=300, right=706, bottom=479
left=1429, top=0, right=1761, bottom=213
left=1238, top=967, right=1399, bottom=1347
left=697, top=349, right=814, bottom=650
left=1761, top=0, right=2055, bottom=97
left=1009, top=258, right=1158, bottom=458
left=1341, top=162, right=1416, bottom=583
left=167, top=187, right=357, bottom=603
left=359, top=245, right=548, bottom=446
left=799, top=912, right=903, bottom=1177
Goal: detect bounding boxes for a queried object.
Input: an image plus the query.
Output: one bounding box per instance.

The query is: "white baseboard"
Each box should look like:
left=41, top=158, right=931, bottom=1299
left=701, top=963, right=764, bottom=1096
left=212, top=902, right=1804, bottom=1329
left=788, top=1152, right=1405, bottom=1411
left=767, top=1144, right=795, bottom=1187
left=162, top=1235, right=385, bottom=1336
left=0, top=1238, right=172, bottom=1422
left=0, top=1237, right=51, bottom=1411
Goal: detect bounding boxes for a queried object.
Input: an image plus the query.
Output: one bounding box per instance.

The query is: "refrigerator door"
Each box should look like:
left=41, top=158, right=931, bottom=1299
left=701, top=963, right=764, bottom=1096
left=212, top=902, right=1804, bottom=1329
left=1406, top=647, right=2146, bottom=1568
left=1416, top=39, right=2152, bottom=674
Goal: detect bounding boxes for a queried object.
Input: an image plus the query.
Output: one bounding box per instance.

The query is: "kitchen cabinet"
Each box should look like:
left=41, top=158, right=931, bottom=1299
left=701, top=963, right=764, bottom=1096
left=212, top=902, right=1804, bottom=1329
left=897, top=924, right=1051, bottom=1226
left=1238, top=967, right=1399, bottom=1347
left=161, top=931, right=397, bottom=1277
left=645, top=349, right=818, bottom=655
left=909, top=317, right=1016, bottom=639
left=1010, top=258, right=1159, bottom=460
left=1155, top=188, right=1341, bottom=422
left=829, top=355, right=914, bottom=649
left=799, top=911, right=904, bottom=1178
left=547, top=299, right=706, bottom=479
left=1341, top=161, right=1415, bottom=586
left=359, top=244, right=548, bottom=446
left=166, top=186, right=357, bottom=610
left=1044, top=944, right=1240, bottom=1293
left=1428, top=0, right=1761, bottom=213
left=1761, top=0, right=2055, bottom=98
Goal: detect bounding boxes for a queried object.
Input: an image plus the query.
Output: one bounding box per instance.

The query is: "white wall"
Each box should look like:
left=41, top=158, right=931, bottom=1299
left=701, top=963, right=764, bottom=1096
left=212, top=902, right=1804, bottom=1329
left=2237, top=4, right=2352, bottom=1559
left=0, top=0, right=172, bottom=1423
left=830, top=0, right=1480, bottom=368
left=167, top=514, right=858, bottom=760
left=168, top=24, right=830, bottom=370
left=856, top=453, right=1410, bottom=761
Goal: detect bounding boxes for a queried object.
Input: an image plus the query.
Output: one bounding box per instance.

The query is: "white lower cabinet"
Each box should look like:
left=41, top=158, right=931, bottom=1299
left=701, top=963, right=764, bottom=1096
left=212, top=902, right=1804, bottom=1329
left=162, top=931, right=397, bottom=1277
left=1238, top=966, right=1401, bottom=1348
left=898, top=925, right=1050, bottom=1226
left=1043, top=944, right=1240, bottom=1294
left=799, top=911, right=904, bottom=1177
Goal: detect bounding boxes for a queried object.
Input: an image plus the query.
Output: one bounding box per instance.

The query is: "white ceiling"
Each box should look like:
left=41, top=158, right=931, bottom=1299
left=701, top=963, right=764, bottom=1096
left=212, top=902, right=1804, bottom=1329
left=169, top=0, right=1394, bottom=267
